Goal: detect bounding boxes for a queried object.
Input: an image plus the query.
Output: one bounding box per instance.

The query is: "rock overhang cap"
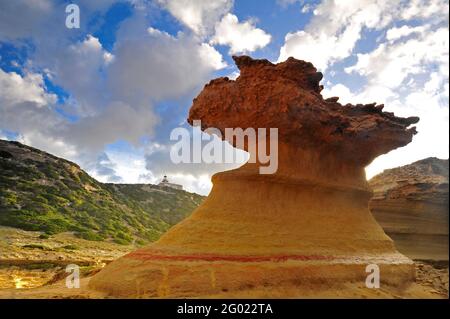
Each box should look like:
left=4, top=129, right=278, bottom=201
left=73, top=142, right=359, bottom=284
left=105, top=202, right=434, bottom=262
left=188, top=55, right=419, bottom=165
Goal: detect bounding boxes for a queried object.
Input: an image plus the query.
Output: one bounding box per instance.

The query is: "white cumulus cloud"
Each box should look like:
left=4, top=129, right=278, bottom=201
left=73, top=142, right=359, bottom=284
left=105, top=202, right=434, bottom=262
left=386, top=25, right=426, bottom=41
left=210, top=13, right=272, bottom=54
left=108, top=22, right=226, bottom=104
left=0, top=69, right=57, bottom=107
left=278, top=0, right=449, bottom=70
left=346, top=27, right=449, bottom=89
left=157, top=0, right=233, bottom=36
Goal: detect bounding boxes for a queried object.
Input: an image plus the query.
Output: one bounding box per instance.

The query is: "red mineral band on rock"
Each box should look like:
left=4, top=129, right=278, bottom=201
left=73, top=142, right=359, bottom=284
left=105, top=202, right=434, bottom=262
left=126, top=251, right=335, bottom=262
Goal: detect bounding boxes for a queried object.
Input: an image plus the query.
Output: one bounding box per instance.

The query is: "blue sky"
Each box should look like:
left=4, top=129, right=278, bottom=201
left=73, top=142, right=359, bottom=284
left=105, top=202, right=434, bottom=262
left=0, top=0, right=448, bottom=194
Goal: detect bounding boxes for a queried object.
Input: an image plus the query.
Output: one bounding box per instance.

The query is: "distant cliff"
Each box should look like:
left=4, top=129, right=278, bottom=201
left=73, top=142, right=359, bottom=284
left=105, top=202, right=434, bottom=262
left=0, top=139, right=204, bottom=245
left=369, top=158, right=449, bottom=260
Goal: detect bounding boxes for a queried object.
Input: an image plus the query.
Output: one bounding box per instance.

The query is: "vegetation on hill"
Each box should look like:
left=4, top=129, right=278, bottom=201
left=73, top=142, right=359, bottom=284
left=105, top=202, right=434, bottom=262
left=0, top=140, right=204, bottom=245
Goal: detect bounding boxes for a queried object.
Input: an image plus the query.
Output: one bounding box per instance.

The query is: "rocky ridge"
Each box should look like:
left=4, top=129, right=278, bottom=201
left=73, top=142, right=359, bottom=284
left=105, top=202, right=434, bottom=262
left=0, top=139, right=204, bottom=245
left=369, top=157, right=449, bottom=260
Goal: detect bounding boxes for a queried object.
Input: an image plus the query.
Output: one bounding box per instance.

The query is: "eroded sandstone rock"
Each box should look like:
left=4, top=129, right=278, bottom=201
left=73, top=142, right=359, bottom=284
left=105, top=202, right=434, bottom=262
left=89, top=56, right=420, bottom=298
left=189, top=56, right=418, bottom=166
left=369, top=158, right=449, bottom=261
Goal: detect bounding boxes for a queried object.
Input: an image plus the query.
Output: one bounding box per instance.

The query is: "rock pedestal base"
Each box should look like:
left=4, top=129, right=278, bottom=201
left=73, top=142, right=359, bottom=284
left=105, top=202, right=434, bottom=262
left=90, top=149, right=415, bottom=297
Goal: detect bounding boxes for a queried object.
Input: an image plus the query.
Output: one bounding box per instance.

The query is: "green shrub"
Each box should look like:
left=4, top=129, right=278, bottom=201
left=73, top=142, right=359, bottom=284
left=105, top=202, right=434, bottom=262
left=0, top=141, right=205, bottom=244
left=113, top=237, right=132, bottom=245
left=77, top=231, right=104, bottom=241
left=22, top=244, right=49, bottom=250
left=62, top=244, right=78, bottom=250
left=135, top=239, right=147, bottom=246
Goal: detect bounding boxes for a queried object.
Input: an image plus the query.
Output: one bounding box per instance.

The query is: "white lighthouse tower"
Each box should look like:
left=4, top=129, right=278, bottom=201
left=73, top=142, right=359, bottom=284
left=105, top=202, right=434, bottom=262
left=158, top=175, right=183, bottom=190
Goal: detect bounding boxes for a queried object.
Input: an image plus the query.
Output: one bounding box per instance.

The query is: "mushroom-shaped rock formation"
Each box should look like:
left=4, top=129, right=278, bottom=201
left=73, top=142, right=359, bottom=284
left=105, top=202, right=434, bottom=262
left=89, top=56, right=420, bottom=297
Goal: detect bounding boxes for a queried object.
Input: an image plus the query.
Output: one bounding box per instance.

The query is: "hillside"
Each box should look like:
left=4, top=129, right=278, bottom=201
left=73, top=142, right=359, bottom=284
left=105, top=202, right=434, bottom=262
left=0, top=140, right=204, bottom=245
left=369, top=157, right=449, bottom=260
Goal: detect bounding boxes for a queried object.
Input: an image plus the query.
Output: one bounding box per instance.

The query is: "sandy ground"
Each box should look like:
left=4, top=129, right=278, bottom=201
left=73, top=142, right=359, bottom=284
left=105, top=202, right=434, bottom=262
left=0, top=261, right=447, bottom=299
left=0, top=226, right=134, bottom=289
left=0, top=227, right=447, bottom=299
left=0, top=227, right=133, bottom=266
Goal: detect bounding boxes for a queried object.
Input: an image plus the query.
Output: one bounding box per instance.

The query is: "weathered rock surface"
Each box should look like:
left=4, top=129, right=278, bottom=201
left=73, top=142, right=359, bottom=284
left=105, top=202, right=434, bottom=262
left=189, top=56, right=419, bottom=166
left=369, top=158, right=449, bottom=261
left=89, top=56, right=419, bottom=298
